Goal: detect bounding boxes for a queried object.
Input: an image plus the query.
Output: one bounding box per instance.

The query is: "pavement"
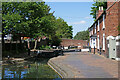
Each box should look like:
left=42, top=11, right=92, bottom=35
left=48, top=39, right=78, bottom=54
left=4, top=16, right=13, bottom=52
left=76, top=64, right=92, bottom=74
left=48, top=52, right=119, bottom=79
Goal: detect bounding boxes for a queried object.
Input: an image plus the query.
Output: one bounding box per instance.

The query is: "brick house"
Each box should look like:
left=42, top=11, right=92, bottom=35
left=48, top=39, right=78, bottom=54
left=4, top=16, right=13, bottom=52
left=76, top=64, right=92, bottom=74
left=60, top=39, right=88, bottom=49
left=89, top=1, right=120, bottom=60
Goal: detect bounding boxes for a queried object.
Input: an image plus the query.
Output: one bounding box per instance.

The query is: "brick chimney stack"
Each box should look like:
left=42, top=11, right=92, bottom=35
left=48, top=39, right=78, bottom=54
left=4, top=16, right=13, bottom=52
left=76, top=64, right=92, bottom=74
left=96, top=6, right=104, bottom=19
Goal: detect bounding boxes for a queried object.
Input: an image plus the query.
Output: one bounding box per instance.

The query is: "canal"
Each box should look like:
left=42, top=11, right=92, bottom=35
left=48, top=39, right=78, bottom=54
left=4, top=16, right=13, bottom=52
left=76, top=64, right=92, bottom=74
left=2, top=58, right=61, bottom=79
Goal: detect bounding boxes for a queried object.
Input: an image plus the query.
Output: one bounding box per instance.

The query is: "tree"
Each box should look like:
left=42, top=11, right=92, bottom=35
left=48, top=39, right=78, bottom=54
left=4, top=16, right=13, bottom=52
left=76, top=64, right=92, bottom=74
left=55, top=18, right=73, bottom=39
left=2, top=2, right=73, bottom=48
left=74, top=30, right=89, bottom=40
left=2, top=2, right=52, bottom=38
left=2, top=2, right=54, bottom=50
left=90, top=1, right=107, bottom=20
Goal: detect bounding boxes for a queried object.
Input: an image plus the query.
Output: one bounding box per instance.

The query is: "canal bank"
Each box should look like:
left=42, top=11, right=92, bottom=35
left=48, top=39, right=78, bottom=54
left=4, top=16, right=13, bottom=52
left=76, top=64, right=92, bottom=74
left=48, top=56, right=84, bottom=78
left=2, top=50, right=63, bottom=79
left=2, top=58, right=61, bottom=79
left=48, top=52, right=118, bottom=78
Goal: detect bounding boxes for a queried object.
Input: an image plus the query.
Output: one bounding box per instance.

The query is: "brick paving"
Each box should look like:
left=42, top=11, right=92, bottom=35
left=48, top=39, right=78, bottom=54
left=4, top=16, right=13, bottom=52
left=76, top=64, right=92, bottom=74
left=48, top=52, right=118, bottom=78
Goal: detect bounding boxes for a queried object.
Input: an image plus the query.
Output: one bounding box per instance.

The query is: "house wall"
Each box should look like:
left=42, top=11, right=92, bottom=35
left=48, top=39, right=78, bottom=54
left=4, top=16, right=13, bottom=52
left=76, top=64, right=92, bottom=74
left=90, top=1, right=120, bottom=58
left=116, top=2, right=120, bottom=59
left=106, top=2, right=119, bottom=58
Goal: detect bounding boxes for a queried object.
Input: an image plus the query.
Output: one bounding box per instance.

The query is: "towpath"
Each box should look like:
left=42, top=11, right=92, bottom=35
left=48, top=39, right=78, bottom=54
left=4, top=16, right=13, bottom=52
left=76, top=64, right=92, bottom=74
left=48, top=52, right=119, bottom=79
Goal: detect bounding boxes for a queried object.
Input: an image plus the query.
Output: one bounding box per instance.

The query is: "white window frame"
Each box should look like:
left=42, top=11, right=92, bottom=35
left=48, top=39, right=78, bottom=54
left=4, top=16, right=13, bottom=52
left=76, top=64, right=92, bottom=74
left=103, top=33, right=105, bottom=50
left=95, top=24, right=96, bottom=34
left=98, top=20, right=100, bottom=31
left=90, top=38, right=91, bottom=46
left=97, top=35, right=100, bottom=49
left=103, top=14, right=105, bottom=29
left=91, top=39, right=94, bottom=48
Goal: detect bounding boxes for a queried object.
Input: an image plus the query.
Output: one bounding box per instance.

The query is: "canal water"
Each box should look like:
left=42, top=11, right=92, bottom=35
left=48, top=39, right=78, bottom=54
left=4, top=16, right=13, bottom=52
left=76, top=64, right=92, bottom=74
left=2, top=58, right=61, bottom=79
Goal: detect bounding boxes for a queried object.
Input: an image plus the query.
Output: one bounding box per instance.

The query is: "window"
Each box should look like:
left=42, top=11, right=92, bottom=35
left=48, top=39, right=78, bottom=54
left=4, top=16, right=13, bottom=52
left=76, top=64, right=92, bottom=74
left=97, top=35, right=99, bottom=49
left=103, top=33, right=105, bottom=50
left=98, top=20, right=100, bottom=31
left=95, top=24, right=96, bottom=34
left=103, top=14, right=105, bottom=29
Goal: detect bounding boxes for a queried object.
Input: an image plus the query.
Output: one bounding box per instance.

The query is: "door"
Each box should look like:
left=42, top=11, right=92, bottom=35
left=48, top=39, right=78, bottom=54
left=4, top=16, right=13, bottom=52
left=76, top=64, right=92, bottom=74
left=109, top=38, right=116, bottom=59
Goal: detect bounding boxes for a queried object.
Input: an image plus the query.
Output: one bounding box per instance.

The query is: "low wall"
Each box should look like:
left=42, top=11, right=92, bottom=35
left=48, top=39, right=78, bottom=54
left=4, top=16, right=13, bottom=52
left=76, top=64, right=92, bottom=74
left=60, top=39, right=88, bottom=49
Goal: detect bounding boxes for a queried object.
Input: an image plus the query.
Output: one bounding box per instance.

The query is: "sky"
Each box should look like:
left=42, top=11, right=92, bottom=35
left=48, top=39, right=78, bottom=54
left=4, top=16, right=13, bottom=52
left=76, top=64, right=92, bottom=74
left=45, top=2, right=94, bottom=37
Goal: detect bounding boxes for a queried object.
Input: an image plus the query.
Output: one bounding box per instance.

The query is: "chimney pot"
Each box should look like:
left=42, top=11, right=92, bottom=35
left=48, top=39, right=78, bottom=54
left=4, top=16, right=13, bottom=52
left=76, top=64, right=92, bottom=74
left=96, top=6, right=104, bottom=19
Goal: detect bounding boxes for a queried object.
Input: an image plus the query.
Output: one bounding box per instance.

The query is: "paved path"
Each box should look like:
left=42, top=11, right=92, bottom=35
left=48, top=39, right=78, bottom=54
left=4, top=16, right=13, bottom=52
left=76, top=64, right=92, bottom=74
left=48, top=52, right=118, bottom=79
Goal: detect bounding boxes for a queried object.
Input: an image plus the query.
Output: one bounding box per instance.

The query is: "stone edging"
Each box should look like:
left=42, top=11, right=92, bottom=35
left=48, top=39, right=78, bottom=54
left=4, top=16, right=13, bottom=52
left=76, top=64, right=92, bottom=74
left=47, top=58, right=76, bottom=78
left=47, top=60, right=65, bottom=78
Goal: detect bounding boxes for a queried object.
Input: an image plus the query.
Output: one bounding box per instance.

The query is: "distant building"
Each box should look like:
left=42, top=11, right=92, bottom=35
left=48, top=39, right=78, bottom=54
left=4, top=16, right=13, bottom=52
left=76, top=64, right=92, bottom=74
left=89, top=1, right=120, bottom=60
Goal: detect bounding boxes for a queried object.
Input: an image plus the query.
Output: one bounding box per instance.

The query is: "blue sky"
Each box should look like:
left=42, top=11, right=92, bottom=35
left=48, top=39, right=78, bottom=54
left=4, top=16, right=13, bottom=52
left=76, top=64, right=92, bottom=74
left=45, top=2, right=94, bottom=37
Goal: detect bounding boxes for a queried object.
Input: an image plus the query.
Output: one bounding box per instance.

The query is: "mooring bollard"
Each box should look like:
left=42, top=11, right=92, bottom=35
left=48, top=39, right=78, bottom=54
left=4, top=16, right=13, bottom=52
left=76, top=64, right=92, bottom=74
left=8, top=55, right=10, bottom=60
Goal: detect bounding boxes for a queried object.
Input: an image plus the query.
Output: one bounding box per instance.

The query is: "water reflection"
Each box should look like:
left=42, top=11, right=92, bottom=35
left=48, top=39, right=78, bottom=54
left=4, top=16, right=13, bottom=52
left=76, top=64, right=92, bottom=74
left=2, top=58, right=61, bottom=79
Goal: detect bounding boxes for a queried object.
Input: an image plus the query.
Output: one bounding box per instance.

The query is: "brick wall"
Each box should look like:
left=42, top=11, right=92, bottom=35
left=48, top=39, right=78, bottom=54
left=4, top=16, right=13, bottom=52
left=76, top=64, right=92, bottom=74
left=105, top=2, right=119, bottom=57
left=90, top=1, right=120, bottom=58
left=119, top=2, right=120, bottom=35
left=106, top=2, right=119, bottom=37
left=60, top=39, right=88, bottom=49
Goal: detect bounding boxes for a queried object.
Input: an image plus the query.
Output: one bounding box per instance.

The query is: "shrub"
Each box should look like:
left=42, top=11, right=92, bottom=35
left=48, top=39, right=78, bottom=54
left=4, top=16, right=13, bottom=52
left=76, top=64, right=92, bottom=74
left=39, top=45, right=52, bottom=50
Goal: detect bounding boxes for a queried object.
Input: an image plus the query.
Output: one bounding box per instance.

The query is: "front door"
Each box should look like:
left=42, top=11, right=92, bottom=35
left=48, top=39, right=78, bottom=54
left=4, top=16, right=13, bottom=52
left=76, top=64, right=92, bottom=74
left=109, top=38, right=116, bottom=59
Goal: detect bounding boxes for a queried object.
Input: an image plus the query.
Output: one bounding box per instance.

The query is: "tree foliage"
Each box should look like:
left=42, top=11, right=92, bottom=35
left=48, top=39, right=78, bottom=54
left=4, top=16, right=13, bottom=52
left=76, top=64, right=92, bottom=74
left=2, top=2, right=73, bottom=46
left=90, top=1, right=107, bottom=20
left=55, top=18, right=73, bottom=39
left=74, top=30, right=89, bottom=40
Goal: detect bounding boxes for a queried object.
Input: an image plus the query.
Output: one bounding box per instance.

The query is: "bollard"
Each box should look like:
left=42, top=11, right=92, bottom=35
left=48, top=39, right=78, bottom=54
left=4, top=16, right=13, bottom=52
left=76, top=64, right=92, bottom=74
left=100, top=47, right=102, bottom=55
left=94, top=46, right=95, bottom=54
left=8, top=55, right=10, bottom=60
left=61, top=49, right=64, bottom=56
left=89, top=47, right=91, bottom=53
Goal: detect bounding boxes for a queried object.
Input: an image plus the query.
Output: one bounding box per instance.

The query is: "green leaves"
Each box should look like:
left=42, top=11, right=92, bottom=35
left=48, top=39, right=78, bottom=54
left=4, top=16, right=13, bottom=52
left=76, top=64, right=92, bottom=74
left=74, top=30, right=89, bottom=40
left=90, top=2, right=107, bottom=20
left=2, top=2, right=73, bottom=46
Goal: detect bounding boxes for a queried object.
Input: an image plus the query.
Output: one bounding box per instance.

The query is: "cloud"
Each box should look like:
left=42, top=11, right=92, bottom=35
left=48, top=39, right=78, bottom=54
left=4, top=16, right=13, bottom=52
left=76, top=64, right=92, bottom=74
left=85, top=16, right=92, bottom=19
left=69, top=20, right=86, bottom=25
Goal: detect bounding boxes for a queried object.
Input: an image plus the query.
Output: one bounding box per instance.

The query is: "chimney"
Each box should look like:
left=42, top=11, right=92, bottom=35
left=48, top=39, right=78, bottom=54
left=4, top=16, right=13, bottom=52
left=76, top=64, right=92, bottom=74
left=96, top=6, right=104, bottom=19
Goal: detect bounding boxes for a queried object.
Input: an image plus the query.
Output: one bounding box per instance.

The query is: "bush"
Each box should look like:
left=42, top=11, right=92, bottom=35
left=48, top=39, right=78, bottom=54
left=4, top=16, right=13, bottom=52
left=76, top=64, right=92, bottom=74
left=39, top=45, right=52, bottom=50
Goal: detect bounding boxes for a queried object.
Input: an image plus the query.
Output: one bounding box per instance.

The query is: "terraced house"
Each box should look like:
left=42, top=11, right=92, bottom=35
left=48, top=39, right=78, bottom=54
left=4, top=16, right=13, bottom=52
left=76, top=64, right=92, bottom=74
left=89, top=0, right=120, bottom=60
